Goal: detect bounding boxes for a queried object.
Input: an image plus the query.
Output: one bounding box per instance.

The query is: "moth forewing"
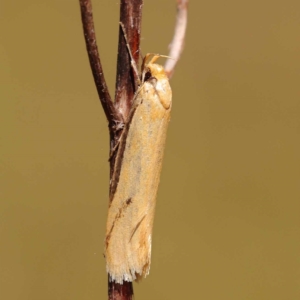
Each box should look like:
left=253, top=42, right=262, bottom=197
left=105, top=59, right=172, bottom=284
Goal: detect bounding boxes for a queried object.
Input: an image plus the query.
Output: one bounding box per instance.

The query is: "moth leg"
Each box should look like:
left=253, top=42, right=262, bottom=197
left=109, top=131, right=124, bottom=161
left=108, top=90, right=144, bottom=162
left=108, top=119, right=125, bottom=160
left=119, top=22, right=141, bottom=86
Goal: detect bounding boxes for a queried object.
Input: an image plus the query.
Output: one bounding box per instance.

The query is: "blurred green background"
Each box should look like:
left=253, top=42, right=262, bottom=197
left=1, top=1, right=300, bottom=299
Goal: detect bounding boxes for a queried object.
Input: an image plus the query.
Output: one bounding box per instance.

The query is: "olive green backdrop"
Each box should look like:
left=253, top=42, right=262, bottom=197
left=1, top=1, right=299, bottom=299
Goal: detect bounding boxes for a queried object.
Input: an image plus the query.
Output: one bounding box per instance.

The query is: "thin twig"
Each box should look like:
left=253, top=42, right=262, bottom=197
left=164, top=0, right=188, bottom=78
left=79, top=0, right=122, bottom=126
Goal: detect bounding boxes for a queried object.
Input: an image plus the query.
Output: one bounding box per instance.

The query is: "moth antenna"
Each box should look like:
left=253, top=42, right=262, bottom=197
left=139, top=50, right=144, bottom=62
left=142, top=53, right=172, bottom=68
left=119, top=22, right=141, bottom=86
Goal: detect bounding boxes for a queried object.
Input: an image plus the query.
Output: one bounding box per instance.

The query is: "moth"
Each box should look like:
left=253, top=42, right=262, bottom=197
left=105, top=52, right=172, bottom=284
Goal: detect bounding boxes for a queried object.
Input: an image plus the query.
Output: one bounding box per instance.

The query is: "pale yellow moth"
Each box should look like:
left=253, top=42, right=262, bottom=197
left=105, top=53, right=172, bottom=284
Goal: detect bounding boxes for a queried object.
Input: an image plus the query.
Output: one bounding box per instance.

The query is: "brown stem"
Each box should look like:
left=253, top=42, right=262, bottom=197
left=108, top=280, right=134, bottom=300
left=79, top=0, right=122, bottom=128
left=164, top=0, right=188, bottom=78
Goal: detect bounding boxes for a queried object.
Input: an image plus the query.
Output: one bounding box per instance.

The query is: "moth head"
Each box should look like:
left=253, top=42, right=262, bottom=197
left=141, top=54, right=172, bottom=110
